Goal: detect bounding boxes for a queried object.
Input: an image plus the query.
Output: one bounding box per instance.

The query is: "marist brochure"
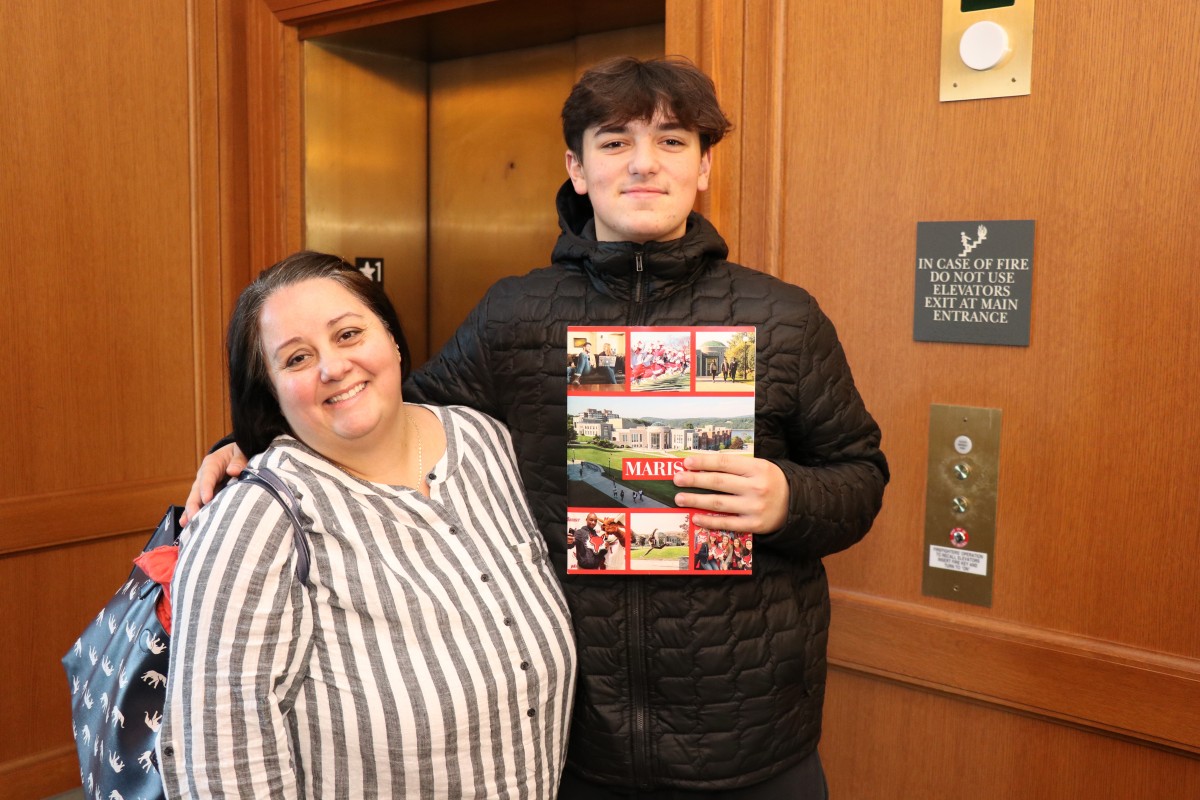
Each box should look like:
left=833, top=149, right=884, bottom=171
left=566, top=325, right=757, bottom=576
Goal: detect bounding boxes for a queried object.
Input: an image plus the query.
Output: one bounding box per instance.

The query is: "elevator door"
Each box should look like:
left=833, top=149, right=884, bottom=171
left=305, top=14, right=662, bottom=365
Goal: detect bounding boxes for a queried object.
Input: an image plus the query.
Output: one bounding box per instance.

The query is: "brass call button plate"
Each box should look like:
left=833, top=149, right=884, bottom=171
left=940, top=0, right=1034, bottom=102
left=922, top=404, right=1001, bottom=606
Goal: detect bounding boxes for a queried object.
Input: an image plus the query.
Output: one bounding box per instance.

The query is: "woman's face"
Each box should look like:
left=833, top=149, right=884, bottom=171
left=258, top=278, right=403, bottom=461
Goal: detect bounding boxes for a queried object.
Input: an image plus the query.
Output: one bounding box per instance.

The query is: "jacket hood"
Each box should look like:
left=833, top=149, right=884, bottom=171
left=551, top=180, right=729, bottom=302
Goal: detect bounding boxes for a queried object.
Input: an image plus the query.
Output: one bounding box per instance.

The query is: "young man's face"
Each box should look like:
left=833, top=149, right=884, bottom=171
left=565, top=110, right=712, bottom=244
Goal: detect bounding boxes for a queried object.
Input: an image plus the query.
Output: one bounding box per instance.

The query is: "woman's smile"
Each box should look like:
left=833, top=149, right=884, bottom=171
left=326, top=381, right=368, bottom=405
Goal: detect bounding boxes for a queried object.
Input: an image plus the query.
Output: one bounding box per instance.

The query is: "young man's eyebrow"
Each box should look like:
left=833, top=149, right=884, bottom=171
left=593, top=118, right=687, bottom=137
left=593, top=122, right=630, bottom=136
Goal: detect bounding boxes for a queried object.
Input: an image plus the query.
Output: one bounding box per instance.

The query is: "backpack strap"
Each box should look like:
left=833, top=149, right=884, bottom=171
left=240, top=467, right=311, bottom=583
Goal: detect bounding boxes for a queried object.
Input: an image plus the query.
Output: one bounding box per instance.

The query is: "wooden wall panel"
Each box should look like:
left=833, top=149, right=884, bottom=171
left=824, top=669, right=1200, bottom=800
left=768, top=0, right=1200, bottom=649
left=0, top=3, right=194, bottom=504
left=0, top=533, right=151, bottom=798
left=1, top=0, right=248, bottom=794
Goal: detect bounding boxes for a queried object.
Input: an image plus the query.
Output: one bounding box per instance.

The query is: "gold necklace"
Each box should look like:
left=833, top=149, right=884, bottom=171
left=404, top=406, right=424, bottom=490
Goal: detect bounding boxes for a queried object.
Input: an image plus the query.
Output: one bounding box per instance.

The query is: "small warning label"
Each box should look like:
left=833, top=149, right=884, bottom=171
left=929, top=545, right=988, bottom=576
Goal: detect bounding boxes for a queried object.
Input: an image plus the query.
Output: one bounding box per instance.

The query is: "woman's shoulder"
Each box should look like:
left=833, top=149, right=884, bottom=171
left=427, top=403, right=506, bottom=433
left=424, top=404, right=520, bottom=469
left=243, top=437, right=356, bottom=504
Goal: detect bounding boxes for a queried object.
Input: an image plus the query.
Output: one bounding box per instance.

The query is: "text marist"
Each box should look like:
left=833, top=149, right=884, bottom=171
left=623, top=458, right=687, bottom=480
left=918, top=257, right=1028, bottom=323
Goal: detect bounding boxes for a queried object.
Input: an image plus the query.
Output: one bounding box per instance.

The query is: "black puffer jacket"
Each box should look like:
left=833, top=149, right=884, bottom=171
left=406, top=182, right=888, bottom=791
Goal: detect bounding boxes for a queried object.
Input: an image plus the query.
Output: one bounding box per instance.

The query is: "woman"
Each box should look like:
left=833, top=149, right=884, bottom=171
left=159, top=252, right=575, bottom=799
left=729, top=535, right=746, bottom=570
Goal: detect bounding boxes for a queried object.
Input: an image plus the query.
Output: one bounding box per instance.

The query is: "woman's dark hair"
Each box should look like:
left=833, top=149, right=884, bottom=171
left=561, top=56, right=733, bottom=157
left=227, top=250, right=410, bottom=457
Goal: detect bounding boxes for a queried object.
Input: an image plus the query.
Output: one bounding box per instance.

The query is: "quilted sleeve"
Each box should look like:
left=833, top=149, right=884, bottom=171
left=404, top=285, right=500, bottom=418
left=159, top=482, right=311, bottom=799
left=761, top=294, right=889, bottom=560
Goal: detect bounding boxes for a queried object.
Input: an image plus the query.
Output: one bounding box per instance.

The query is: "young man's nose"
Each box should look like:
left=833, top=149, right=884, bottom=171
left=627, top=139, right=660, bottom=175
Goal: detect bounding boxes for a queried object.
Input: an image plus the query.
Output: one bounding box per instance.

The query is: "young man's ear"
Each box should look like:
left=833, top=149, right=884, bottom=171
left=696, top=149, right=713, bottom=194
left=566, top=149, right=588, bottom=195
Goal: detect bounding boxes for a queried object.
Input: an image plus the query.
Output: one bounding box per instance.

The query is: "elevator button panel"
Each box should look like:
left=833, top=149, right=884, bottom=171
left=923, top=404, right=1001, bottom=607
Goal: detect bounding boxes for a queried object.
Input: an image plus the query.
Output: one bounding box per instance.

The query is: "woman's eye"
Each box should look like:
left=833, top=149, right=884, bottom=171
left=338, top=328, right=363, bottom=343
left=284, top=352, right=309, bottom=368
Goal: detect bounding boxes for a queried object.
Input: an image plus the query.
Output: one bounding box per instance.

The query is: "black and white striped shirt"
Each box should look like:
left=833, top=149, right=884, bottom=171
left=161, top=405, right=576, bottom=799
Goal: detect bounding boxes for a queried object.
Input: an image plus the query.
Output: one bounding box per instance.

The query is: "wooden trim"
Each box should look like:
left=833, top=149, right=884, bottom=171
left=294, top=0, right=493, bottom=39
left=671, top=0, right=786, bottom=276
left=190, top=0, right=232, bottom=457
left=269, top=0, right=483, bottom=24
left=829, top=589, right=1200, bottom=755
left=665, top=0, right=743, bottom=252
left=0, top=479, right=193, bottom=556
left=246, top=1, right=305, bottom=271
left=262, top=0, right=495, bottom=38
left=736, top=0, right=786, bottom=278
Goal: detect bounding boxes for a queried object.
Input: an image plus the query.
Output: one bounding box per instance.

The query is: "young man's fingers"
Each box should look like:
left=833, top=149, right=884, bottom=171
left=681, top=453, right=754, bottom=476
left=673, top=467, right=743, bottom=494
left=182, top=443, right=245, bottom=525
left=688, top=511, right=755, bottom=533
left=226, top=445, right=249, bottom=477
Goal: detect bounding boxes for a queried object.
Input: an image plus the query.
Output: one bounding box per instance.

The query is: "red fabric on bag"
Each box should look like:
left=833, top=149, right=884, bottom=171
left=133, top=545, right=179, bottom=634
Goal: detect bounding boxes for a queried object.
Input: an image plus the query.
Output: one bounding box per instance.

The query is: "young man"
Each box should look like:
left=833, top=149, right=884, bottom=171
left=188, top=57, right=887, bottom=797
left=406, top=56, right=886, bottom=798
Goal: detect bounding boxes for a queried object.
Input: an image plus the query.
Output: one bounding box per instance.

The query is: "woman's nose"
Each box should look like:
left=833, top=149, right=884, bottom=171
left=319, top=353, right=350, bottom=382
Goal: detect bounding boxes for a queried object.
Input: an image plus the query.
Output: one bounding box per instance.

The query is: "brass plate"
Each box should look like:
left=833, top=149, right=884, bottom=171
left=940, top=0, right=1034, bottom=102
left=922, top=404, right=1001, bottom=606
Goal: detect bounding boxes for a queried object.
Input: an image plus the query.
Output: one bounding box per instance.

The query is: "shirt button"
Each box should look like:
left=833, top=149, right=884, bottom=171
left=448, top=527, right=458, bottom=536
left=481, top=574, right=490, bottom=582
left=527, top=708, right=536, bottom=717
left=162, top=745, right=174, bottom=757
left=520, top=661, right=529, bottom=670
left=426, top=472, right=437, bottom=482
left=503, top=618, right=512, bottom=626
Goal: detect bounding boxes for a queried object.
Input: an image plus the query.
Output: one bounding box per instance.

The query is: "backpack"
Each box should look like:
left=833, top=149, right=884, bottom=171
left=61, top=467, right=308, bottom=799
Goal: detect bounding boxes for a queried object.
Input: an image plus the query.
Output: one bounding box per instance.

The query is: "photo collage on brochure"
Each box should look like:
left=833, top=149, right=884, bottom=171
left=566, top=326, right=757, bottom=576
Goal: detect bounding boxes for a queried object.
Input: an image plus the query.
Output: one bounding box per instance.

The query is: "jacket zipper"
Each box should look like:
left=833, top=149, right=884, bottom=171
left=629, top=249, right=647, bottom=324
left=628, top=247, right=652, bottom=787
